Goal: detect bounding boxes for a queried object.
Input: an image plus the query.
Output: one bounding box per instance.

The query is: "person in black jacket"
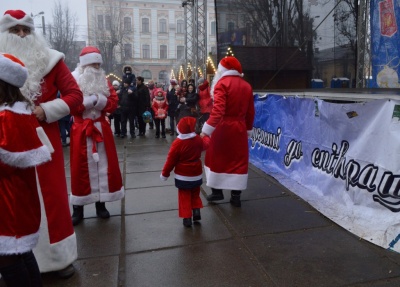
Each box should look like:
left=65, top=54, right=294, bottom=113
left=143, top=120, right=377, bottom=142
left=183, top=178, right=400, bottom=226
left=135, top=76, right=151, bottom=136
left=167, top=79, right=180, bottom=136
left=119, top=78, right=137, bottom=138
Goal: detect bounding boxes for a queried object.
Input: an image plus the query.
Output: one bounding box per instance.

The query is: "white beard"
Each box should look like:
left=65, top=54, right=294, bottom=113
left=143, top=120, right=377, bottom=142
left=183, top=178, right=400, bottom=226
left=210, top=68, right=223, bottom=98
left=0, top=32, right=50, bottom=101
left=77, top=66, right=110, bottom=97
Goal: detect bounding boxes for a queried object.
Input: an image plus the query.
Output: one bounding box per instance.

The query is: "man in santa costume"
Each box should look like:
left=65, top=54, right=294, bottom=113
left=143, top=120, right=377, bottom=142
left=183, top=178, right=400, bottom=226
left=0, top=10, right=83, bottom=278
left=201, top=56, right=255, bottom=207
left=70, top=46, right=124, bottom=226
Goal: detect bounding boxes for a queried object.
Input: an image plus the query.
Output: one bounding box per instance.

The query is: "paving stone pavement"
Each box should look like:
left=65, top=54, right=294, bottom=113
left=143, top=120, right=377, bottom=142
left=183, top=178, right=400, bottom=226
left=2, top=127, right=400, bottom=287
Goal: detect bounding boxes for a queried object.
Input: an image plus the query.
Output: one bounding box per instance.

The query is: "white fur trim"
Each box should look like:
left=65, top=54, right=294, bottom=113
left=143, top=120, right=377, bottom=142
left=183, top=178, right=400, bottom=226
left=160, top=174, right=168, bottom=181
left=204, top=165, right=248, bottom=190
left=0, top=101, right=31, bottom=114
left=70, top=188, right=125, bottom=205
left=40, top=98, right=70, bottom=123
left=0, top=145, right=51, bottom=168
left=174, top=173, right=202, bottom=181
left=0, top=54, right=28, bottom=87
left=80, top=53, right=103, bottom=67
left=0, top=13, right=35, bottom=32
left=201, top=122, right=215, bottom=136
left=44, top=49, right=65, bottom=76
left=221, top=69, right=242, bottom=78
left=176, top=126, right=196, bottom=140
left=94, top=93, right=108, bottom=111
left=34, top=232, right=77, bottom=272
left=0, top=232, right=39, bottom=255
left=92, top=152, right=99, bottom=162
left=36, top=127, right=54, bottom=153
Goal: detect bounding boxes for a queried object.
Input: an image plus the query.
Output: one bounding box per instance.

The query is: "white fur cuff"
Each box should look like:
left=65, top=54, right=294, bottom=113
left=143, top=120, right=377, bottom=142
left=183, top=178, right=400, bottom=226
left=40, top=98, right=70, bottom=123
left=202, top=122, right=215, bottom=136
left=83, top=96, right=95, bottom=109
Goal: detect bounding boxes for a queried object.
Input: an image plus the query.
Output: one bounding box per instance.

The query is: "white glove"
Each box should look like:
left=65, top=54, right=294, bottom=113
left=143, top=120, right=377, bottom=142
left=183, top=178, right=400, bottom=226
left=160, top=174, right=168, bottom=181
left=90, top=94, right=98, bottom=105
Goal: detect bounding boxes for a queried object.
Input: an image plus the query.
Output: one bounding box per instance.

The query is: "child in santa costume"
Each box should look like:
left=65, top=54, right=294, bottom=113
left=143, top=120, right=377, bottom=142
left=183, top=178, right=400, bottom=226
left=0, top=53, right=52, bottom=286
left=70, top=46, right=124, bottom=226
left=152, top=89, right=168, bottom=138
left=160, top=117, right=210, bottom=227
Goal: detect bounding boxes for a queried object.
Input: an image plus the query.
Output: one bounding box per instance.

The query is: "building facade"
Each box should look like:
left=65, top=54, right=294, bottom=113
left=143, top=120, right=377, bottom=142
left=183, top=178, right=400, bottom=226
left=86, top=0, right=216, bottom=84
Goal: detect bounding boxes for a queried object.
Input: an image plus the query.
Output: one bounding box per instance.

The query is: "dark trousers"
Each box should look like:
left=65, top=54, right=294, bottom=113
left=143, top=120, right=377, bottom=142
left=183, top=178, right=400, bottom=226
left=149, top=110, right=155, bottom=128
left=0, top=251, right=42, bottom=287
left=120, top=109, right=136, bottom=136
left=169, top=115, right=177, bottom=134
left=58, top=119, right=70, bottom=144
left=113, top=113, right=122, bottom=135
left=137, top=114, right=146, bottom=135
left=154, top=118, right=166, bottom=136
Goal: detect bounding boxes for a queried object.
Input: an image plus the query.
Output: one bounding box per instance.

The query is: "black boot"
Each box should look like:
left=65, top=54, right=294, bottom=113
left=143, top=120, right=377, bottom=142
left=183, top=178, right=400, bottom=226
left=230, top=190, right=242, bottom=207
left=72, top=205, right=84, bottom=226
left=206, top=188, right=224, bottom=202
left=192, top=208, right=201, bottom=221
left=95, top=202, right=110, bottom=219
left=183, top=218, right=192, bottom=227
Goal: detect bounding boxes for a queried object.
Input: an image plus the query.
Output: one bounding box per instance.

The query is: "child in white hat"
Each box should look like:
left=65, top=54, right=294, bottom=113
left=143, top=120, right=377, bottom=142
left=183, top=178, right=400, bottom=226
left=0, top=53, right=52, bottom=286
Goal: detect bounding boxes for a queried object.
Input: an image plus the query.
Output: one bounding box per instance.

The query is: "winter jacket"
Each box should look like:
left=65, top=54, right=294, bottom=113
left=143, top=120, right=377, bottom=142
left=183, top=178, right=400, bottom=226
left=152, top=94, right=169, bottom=119
left=198, top=80, right=213, bottom=114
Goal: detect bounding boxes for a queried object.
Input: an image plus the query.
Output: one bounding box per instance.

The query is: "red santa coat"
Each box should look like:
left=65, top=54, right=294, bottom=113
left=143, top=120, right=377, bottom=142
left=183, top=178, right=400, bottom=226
left=32, top=50, right=82, bottom=272
left=0, top=102, right=51, bottom=255
left=198, top=80, right=213, bottom=114
left=69, top=74, right=124, bottom=205
left=161, top=118, right=210, bottom=188
left=202, top=74, right=255, bottom=190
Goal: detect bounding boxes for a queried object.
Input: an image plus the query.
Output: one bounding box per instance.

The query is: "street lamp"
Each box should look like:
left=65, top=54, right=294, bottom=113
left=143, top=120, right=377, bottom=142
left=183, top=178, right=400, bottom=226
left=30, top=12, right=45, bottom=36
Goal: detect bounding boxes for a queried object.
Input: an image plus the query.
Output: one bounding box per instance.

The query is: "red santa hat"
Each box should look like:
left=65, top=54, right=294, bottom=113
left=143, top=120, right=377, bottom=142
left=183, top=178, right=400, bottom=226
left=177, top=117, right=196, bottom=135
left=0, top=53, right=28, bottom=88
left=79, top=46, right=103, bottom=67
left=0, top=10, right=35, bottom=33
left=219, top=56, right=243, bottom=75
left=170, top=79, right=178, bottom=85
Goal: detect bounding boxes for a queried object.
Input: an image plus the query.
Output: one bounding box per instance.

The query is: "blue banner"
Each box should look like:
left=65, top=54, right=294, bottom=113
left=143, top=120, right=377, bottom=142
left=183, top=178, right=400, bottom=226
left=371, top=0, right=400, bottom=88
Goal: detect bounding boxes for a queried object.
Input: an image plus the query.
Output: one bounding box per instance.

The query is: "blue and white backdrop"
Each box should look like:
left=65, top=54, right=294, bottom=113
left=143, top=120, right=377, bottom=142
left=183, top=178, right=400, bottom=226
left=250, top=94, right=400, bottom=252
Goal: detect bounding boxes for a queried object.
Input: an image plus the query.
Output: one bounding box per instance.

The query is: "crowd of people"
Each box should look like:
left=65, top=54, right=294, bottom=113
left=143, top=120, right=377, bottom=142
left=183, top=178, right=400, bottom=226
left=0, top=8, right=254, bottom=287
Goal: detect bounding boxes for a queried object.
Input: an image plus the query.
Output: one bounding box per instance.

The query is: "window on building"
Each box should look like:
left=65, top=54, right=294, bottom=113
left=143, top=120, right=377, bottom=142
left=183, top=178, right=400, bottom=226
left=228, top=22, right=235, bottom=32
left=143, top=44, right=150, bottom=59
left=160, top=45, right=167, bottom=59
left=124, top=44, right=132, bottom=59
left=159, top=19, right=167, bottom=33
left=124, top=17, right=132, bottom=31
left=142, top=70, right=152, bottom=80
left=97, top=15, right=104, bottom=30
left=211, top=21, right=216, bottom=36
left=142, top=18, right=150, bottom=33
left=159, top=70, right=168, bottom=82
left=177, top=45, right=184, bottom=60
left=177, top=20, right=184, bottom=34
left=105, top=15, right=111, bottom=30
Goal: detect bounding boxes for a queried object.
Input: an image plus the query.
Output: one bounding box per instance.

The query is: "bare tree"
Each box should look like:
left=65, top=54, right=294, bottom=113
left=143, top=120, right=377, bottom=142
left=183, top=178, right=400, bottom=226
left=88, top=0, right=133, bottom=74
left=227, top=0, right=315, bottom=48
left=47, top=0, right=78, bottom=70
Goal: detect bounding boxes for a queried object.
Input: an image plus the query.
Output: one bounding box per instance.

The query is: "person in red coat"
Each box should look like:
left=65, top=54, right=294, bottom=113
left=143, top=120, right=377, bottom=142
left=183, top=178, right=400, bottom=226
left=0, top=53, right=52, bottom=287
left=200, top=56, right=255, bottom=207
left=152, top=89, right=168, bottom=138
left=70, top=46, right=124, bottom=226
left=0, top=10, right=83, bottom=277
left=161, top=117, right=210, bottom=227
